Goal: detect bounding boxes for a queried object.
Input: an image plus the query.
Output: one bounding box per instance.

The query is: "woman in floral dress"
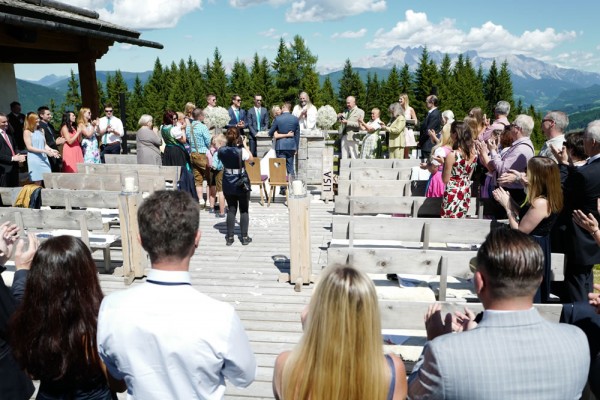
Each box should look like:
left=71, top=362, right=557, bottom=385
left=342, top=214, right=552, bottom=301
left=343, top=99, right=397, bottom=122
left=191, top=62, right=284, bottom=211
left=441, top=121, right=478, bottom=218
left=77, top=107, right=100, bottom=164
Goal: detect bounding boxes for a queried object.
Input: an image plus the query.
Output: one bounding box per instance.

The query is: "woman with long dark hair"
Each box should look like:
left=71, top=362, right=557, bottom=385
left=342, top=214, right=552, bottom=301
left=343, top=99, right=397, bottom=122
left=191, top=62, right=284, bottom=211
left=218, top=127, right=254, bottom=246
left=10, top=236, right=125, bottom=399
left=441, top=121, right=478, bottom=218
left=60, top=111, right=83, bottom=172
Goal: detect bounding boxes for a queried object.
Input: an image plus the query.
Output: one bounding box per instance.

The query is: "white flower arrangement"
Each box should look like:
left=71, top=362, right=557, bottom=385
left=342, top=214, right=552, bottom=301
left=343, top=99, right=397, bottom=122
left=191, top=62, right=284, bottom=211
left=316, top=105, right=338, bottom=130
left=204, top=106, right=230, bottom=129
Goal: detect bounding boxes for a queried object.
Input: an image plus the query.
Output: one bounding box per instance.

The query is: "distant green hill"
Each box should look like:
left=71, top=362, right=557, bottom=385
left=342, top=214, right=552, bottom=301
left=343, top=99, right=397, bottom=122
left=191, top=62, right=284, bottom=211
left=545, top=84, right=600, bottom=114
left=16, top=79, right=64, bottom=114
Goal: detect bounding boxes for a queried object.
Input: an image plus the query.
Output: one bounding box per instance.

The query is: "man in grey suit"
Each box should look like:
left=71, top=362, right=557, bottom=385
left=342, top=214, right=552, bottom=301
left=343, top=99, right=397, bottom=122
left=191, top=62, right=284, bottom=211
left=268, top=102, right=300, bottom=194
left=246, top=94, right=269, bottom=157
left=408, top=228, right=590, bottom=400
left=338, top=96, right=364, bottom=159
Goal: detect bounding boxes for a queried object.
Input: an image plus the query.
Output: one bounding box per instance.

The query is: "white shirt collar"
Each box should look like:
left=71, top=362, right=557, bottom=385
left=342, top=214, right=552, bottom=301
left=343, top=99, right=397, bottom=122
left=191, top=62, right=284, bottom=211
left=147, top=269, right=191, bottom=284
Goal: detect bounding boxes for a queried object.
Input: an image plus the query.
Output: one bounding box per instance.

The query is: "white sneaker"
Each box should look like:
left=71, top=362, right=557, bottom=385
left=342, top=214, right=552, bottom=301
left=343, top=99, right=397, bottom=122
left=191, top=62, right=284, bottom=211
left=199, top=198, right=205, bottom=206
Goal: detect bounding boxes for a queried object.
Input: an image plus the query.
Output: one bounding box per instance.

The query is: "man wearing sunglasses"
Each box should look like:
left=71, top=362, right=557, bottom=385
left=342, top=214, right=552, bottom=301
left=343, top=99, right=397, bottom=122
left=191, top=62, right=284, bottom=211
left=226, top=95, right=247, bottom=137
left=246, top=94, right=268, bottom=157
left=96, top=103, right=124, bottom=163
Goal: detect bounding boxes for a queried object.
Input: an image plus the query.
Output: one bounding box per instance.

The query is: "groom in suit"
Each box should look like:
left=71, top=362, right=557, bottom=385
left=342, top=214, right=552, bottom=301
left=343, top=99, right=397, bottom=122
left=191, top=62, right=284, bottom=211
left=408, top=228, right=590, bottom=399
left=268, top=102, right=300, bottom=194
left=418, top=95, right=442, bottom=162
left=246, top=94, right=269, bottom=157
left=226, top=94, right=247, bottom=137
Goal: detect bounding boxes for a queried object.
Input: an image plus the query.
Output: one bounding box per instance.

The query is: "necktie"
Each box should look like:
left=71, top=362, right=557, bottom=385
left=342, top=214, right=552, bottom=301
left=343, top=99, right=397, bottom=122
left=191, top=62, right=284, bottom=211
left=1, top=130, right=15, bottom=156
left=257, top=109, right=261, bottom=130
left=104, top=117, right=111, bottom=145
left=235, top=109, right=240, bottom=122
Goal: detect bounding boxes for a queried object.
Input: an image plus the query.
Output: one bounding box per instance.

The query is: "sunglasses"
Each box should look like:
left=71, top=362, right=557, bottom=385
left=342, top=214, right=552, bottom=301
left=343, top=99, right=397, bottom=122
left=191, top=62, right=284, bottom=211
left=105, top=109, right=113, bottom=113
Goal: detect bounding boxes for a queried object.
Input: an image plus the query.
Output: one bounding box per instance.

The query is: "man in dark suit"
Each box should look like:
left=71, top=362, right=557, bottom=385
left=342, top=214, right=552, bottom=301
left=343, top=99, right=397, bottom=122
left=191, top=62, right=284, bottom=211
left=418, top=95, right=442, bottom=162
left=37, top=106, right=65, bottom=172
left=245, top=94, right=269, bottom=157
left=226, top=94, right=247, bottom=137
left=268, top=102, right=300, bottom=194
left=0, top=113, right=25, bottom=187
left=6, top=101, right=25, bottom=152
left=553, top=119, right=600, bottom=302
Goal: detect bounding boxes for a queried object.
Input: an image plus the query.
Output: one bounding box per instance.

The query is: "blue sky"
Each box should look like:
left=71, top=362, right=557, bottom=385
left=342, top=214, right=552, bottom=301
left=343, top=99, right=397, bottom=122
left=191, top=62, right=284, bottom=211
left=15, top=0, right=600, bottom=80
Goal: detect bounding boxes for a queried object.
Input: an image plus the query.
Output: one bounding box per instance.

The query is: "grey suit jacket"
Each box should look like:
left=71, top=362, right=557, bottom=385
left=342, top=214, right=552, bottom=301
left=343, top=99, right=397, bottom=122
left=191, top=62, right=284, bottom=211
left=408, top=308, right=590, bottom=400
left=339, top=106, right=365, bottom=136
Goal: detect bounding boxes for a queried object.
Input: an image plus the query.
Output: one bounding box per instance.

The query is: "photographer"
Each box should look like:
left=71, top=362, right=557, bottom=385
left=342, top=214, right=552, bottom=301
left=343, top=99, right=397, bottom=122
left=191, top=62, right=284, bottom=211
left=218, top=128, right=254, bottom=246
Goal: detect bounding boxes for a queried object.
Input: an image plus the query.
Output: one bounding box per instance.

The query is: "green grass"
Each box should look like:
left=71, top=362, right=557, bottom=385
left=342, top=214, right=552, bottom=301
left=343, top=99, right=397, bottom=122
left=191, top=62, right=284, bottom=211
left=595, top=264, right=600, bottom=285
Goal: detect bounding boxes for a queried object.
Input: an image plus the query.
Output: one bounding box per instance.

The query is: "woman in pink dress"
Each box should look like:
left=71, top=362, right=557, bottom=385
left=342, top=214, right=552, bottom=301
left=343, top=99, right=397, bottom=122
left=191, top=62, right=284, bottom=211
left=60, top=111, right=84, bottom=172
left=426, top=110, right=455, bottom=197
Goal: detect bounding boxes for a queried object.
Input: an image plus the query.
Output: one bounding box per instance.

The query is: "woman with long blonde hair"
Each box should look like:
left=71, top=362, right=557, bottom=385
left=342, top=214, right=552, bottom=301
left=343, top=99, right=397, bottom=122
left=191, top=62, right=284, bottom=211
left=399, top=93, right=418, bottom=158
left=493, top=156, right=563, bottom=302
left=23, top=112, right=59, bottom=185
left=273, top=265, right=407, bottom=400
left=77, top=107, right=100, bottom=164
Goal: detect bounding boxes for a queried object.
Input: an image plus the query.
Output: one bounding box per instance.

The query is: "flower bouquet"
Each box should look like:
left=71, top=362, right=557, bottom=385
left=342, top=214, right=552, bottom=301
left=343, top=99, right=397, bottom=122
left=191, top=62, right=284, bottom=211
left=316, top=105, right=337, bottom=130
left=204, top=106, right=230, bottom=132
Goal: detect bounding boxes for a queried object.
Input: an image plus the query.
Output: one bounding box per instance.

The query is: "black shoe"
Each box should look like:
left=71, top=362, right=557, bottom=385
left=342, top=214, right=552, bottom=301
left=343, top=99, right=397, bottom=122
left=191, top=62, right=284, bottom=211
left=226, top=236, right=234, bottom=246
left=241, top=236, right=252, bottom=245
left=386, top=274, right=398, bottom=281
left=279, top=188, right=286, bottom=195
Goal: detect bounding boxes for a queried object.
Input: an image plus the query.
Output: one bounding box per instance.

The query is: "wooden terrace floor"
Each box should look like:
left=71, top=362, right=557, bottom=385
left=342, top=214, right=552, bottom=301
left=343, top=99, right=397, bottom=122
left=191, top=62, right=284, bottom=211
left=98, top=193, right=333, bottom=400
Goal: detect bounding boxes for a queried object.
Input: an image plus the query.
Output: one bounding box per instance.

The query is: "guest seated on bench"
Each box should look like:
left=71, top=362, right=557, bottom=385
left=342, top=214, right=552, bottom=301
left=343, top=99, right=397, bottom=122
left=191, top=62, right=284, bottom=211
left=273, top=264, right=407, bottom=400
left=10, top=235, right=126, bottom=399
left=408, top=228, right=589, bottom=399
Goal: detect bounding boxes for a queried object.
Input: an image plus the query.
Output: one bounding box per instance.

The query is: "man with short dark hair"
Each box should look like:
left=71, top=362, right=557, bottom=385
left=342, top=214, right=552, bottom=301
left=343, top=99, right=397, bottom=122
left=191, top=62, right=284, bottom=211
left=7, top=101, right=25, bottom=151
left=418, top=95, right=442, bottom=162
left=246, top=94, right=268, bottom=157
left=268, top=102, right=300, bottom=179
left=226, top=94, right=247, bottom=136
left=408, top=228, right=590, bottom=399
left=95, top=103, right=123, bottom=162
left=97, top=191, right=256, bottom=399
left=37, top=106, right=65, bottom=172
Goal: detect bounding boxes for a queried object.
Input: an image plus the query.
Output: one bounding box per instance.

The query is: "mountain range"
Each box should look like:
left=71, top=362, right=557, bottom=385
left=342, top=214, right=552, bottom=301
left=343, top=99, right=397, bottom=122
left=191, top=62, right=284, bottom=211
left=16, top=46, right=600, bottom=122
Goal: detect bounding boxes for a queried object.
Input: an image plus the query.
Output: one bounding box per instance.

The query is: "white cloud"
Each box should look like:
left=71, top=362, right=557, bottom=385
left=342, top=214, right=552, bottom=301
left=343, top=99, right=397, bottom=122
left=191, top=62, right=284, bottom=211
left=229, top=0, right=287, bottom=7
left=259, top=28, right=278, bottom=38
left=286, top=0, right=386, bottom=22
left=120, top=43, right=133, bottom=50
left=69, top=0, right=203, bottom=30
left=367, top=9, right=576, bottom=59
left=331, top=29, right=367, bottom=39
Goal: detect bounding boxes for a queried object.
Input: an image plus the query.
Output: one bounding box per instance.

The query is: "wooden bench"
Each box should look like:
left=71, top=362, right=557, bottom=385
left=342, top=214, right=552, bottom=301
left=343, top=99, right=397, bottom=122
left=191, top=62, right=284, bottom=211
left=43, top=173, right=165, bottom=192
left=77, top=163, right=180, bottom=183
left=338, top=167, right=414, bottom=181
left=104, top=154, right=138, bottom=164
left=339, top=159, right=421, bottom=169
left=0, top=208, right=119, bottom=272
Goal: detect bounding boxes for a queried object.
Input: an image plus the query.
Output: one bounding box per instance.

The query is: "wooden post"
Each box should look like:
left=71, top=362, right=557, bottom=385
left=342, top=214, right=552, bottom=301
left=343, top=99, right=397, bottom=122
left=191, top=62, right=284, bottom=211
left=321, top=146, right=334, bottom=203
left=118, top=193, right=148, bottom=285
left=288, top=194, right=312, bottom=291
left=78, top=55, right=99, bottom=118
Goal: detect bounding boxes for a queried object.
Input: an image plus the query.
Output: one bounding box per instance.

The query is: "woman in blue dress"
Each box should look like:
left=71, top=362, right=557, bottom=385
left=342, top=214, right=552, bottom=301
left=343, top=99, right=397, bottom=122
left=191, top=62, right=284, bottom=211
left=23, top=113, right=59, bottom=185
left=77, top=108, right=100, bottom=164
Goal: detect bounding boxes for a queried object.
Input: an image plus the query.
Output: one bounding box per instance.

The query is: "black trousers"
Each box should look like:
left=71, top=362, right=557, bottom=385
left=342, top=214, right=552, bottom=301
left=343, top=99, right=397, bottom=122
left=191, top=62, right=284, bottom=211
left=101, top=142, right=121, bottom=163
left=225, top=192, right=250, bottom=238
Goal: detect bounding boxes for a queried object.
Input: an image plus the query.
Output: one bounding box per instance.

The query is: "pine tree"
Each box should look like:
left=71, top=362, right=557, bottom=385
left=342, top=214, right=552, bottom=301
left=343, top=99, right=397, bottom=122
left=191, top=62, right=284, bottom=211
left=528, top=104, right=544, bottom=149
left=498, top=60, right=515, bottom=113
left=272, top=35, right=319, bottom=103
left=107, top=70, right=129, bottom=119
left=382, top=66, right=400, bottom=114
left=514, top=98, right=524, bottom=115
left=399, top=64, right=413, bottom=97
left=437, top=54, right=456, bottom=113
left=127, top=76, right=145, bottom=131
left=365, top=73, right=383, bottom=119
left=228, top=59, right=253, bottom=110
left=64, top=69, right=81, bottom=112
left=187, top=56, right=205, bottom=105
left=250, top=54, right=275, bottom=106
left=452, top=55, right=485, bottom=118
left=207, top=48, right=228, bottom=102
left=96, top=80, right=107, bottom=116
left=413, top=47, right=437, bottom=117
left=166, top=59, right=192, bottom=111
left=144, top=58, right=166, bottom=124
left=318, top=76, right=337, bottom=110
left=337, top=59, right=365, bottom=109
left=483, top=60, right=501, bottom=117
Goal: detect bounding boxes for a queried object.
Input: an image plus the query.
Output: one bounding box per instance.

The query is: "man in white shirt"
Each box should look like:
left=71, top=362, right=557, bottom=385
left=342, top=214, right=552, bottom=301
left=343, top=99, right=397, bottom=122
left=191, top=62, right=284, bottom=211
left=97, top=191, right=256, bottom=399
left=95, top=103, right=124, bottom=163
left=292, top=91, right=317, bottom=133
left=539, top=110, right=569, bottom=162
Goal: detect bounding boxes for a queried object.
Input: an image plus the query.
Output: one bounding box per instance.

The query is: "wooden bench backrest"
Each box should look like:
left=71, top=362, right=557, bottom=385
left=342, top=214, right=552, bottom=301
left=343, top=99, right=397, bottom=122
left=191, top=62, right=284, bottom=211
left=41, top=189, right=120, bottom=209
left=337, top=179, right=413, bottom=197
left=43, top=173, right=165, bottom=192
left=335, top=196, right=480, bottom=217
left=331, top=215, right=500, bottom=243
left=104, top=154, right=137, bottom=164
left=77, top=163, right=180, bottom=183
left=269, top=158, right=288, bottom=185
left=338, top=167, right=414, bottom=181
left=379, top=300, right=562, bottom=330
left=339, top=159, right=420, bottom=169
left=245, top=158, right=263, bottom=184
left=0, top=207, right=104, bottom=230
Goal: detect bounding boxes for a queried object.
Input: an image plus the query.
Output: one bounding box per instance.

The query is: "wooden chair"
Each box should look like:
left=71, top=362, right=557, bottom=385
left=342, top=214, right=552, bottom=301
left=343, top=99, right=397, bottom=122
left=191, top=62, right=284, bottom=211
left=268, top=158, right=288, bottom=206
left=245, top=158, right=268, bottom=206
